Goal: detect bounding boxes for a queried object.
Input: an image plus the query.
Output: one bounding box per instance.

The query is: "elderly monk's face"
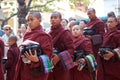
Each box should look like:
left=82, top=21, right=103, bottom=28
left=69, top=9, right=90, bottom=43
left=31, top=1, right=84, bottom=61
left=107, top=17, right=117, bottom=29
left=87, top=10, right=95, bottom=19
left=50, top=13, right=61, bottom=27
left=27, top=14, right=41, bottom=30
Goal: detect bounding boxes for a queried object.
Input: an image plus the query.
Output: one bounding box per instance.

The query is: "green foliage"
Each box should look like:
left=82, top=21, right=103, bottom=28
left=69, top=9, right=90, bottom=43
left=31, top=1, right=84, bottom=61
left=31, top=0, right=96, bottom=12
left=9, top=2, right=14, bottom=6
left=4, top=2, right=7, bottom=6
left=69, top=0, right=95, bottom=6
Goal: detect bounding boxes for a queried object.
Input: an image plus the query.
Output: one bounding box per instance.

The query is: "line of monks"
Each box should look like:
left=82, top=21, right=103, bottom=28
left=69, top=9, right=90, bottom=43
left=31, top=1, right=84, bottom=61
left=0, top=8, right=120, bottom=80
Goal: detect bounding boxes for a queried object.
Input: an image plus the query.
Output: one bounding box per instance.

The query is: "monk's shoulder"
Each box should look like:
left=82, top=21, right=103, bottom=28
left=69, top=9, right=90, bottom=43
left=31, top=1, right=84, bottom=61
left=112, top=30, right=120, bottom=38
left=38, top=31, right=52, bottom=40
left=62, top=29, right=71, bottom=36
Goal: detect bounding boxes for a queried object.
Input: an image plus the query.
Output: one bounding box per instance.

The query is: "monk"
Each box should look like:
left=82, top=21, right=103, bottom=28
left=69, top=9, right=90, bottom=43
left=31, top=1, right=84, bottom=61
left=71, top=25, right=94, bottom=80
left=68, top=20, right=78, bottom=32
left=97, top=17, right=120, bottom=80
left=86, top=8, right=105, bottom=59
left=5, top=36, right=20, bottom=80
left=15, top=11, right=53, bottom=80
left=107, top=11, right=120, bottom=30
left=48, top=11, right=74, bottom=80
left=116, top=15, right=120, bottom=30
left=0, top=38, right=4, bottom=80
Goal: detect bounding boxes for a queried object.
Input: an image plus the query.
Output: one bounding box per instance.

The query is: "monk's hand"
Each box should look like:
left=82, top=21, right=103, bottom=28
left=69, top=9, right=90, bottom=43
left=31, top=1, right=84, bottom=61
left=51, top=54, right=60, bottom=66
left=77, top=58, right=86, bottom=71
left=24, top=50, right=39, bottom=62
left=103, top=51, right=114, bottom=60
left=85, top=35, right=91, bottom=39
left=76, top=58, right=86, bottom=65
left=98, top=51, right=103, bottom=57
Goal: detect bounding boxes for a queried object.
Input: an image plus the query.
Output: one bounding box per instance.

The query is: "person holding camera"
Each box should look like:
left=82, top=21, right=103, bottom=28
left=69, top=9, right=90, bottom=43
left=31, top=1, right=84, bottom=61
left=0, top=38, right=4, bottom=80
left=48, top=11, right=74, bottom=80
left=97, top=17, right=120, bottom=80
left=71, top=25, right=96, bottom=80
left=5, top=36, right=20, bottom=80
left=15, top=11, right=53, bottom=80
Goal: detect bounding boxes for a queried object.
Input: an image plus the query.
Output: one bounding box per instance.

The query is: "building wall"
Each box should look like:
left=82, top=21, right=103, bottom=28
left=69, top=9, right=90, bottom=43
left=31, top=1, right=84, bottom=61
left=88, top=0, right=104, bottom=17
left=103, top=0, right=118, bottom=16
left=1, top=0, right=18, bottom=34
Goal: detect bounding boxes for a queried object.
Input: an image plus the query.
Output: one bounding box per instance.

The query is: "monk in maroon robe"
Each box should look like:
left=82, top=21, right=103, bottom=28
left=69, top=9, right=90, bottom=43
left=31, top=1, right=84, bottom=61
left=5, top=36, right=20, bottom=80
left=97, top=17, right=120, bottom=80
left=71, top=25, right=94, bottom=80
left=15, top=11, right=53, bottom=80
left=116, top=23, right=120, bottom=30
left=86, top=8, right=105, bottom=59
left=48, top=11, right=74, bottom=80
left=0, top=38, right=4, bottom=80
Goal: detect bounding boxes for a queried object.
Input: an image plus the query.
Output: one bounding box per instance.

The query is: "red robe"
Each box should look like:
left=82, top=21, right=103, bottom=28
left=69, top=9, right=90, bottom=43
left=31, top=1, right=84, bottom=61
left=117, top=23, right=120, bottom=30
left=48, top=24, right=74, bottom=80
left=72, top=36, right=94, bottom=80
left=5, top=43, right=20, bottom=80
left=15, top=25, right=53, bottom=80
left=87, top=17, right=105, bottom=59
left=97, top=28, right=120, bottom=80
left=0, top=39, right=4, bottom=80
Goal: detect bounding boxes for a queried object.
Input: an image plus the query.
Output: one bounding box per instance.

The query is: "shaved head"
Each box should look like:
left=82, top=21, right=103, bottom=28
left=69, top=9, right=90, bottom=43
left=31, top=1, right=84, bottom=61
left=8, top=36, right=18, bottom=42
left=52, top=11, right=62, bottom=19
left=87, top=8, right=96, bottom=13
left=87, top=8, right=96, bottom=19
left=28, top=11, right=41, bottom=19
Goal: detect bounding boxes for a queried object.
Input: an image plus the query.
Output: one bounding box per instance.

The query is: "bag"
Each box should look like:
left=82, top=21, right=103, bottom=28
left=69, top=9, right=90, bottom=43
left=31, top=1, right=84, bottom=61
left=91, top=34, right=102, bottom=46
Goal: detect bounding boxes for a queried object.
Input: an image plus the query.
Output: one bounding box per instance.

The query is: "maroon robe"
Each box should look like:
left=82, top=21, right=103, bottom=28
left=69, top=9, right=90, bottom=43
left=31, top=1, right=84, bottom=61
left=117, top=23, right=120, bottom=30
left=97, top=28, right=120, bottom=80
left=48, top=24, right=74, bottom=80
left=87, top=17, right=105, bottom=59
left=15, top=25, right=53, bottom=80
left=0, top=39, right=4, bottom=80
left=72, top=36, right=94, bottom=80
left=5, top=43, right=20, bottom=80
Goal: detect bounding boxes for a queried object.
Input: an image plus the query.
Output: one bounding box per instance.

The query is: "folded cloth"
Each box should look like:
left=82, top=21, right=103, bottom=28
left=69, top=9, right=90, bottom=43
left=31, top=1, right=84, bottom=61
left=58, top=51, right=75, bottom=70
left=114, top=48, right=120, bottom=59
left=39, top=55, right=53, bottom=73
left=85, top=54, right=98, bottom=71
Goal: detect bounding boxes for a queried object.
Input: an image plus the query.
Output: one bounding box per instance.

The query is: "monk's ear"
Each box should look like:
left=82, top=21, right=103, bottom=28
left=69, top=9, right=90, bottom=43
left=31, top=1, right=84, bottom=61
left=38, top=18, right=41, bottom=22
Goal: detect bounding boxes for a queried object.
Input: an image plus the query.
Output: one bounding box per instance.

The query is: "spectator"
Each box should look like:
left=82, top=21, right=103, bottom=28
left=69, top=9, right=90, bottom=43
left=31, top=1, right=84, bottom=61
left=79, top=20, right=87, bottom=32
left=17, top=24, right=28, bottom=45
left=61, top=18, right=68, bottom=29
left=2, top=25, right=14, bottom=44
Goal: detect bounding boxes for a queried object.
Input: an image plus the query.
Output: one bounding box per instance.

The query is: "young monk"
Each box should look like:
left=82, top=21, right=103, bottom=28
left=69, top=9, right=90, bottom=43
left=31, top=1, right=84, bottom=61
left=97, top=17, right=120, bottom=80
left=0, top=38, right=4, bottom=80
left=5, top=36, right=20, bottom=80
left=48, top=11, right=74, bottom=80
left=15, top=11, right=53, bottom=80
left=71, top=25, right=94, bottom=80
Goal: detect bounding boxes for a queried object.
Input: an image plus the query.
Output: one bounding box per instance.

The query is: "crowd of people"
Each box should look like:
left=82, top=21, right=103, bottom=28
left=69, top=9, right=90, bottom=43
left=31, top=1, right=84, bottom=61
left=0, top=8, right=120, bottom=80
